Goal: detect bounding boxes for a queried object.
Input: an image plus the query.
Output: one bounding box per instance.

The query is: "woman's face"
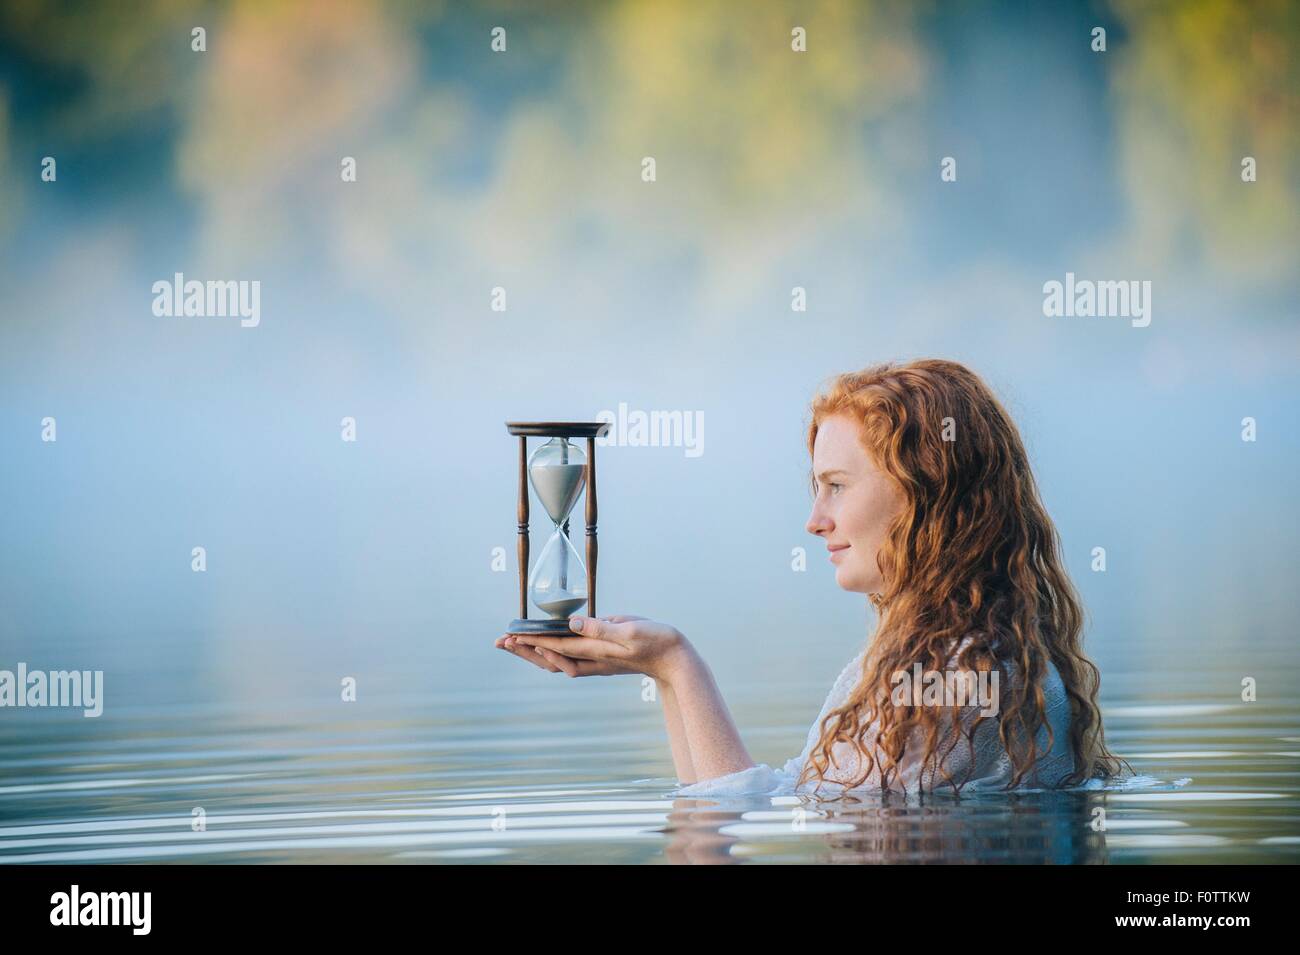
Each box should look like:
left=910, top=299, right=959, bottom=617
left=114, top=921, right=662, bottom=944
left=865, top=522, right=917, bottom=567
left=806, top=413, right=907, bottom=594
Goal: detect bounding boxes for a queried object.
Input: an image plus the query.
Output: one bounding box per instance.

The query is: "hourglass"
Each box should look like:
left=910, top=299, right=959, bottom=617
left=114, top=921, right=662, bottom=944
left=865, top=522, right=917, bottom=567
left=505, top=421, right=610, bottom=635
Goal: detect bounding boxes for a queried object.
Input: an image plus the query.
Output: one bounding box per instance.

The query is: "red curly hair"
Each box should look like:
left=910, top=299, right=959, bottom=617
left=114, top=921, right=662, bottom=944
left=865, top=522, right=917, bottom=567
left=797, top=359, right=1128, bottom=793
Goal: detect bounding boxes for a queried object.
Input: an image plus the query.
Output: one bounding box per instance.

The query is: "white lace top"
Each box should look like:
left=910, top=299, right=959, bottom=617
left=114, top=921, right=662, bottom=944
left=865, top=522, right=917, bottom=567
left=673, top=637, right=1077, bottom=797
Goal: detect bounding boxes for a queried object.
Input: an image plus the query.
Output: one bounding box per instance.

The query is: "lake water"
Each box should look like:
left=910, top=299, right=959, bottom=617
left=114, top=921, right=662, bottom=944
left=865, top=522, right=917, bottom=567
left=1, top=642, right=1297, bottom=864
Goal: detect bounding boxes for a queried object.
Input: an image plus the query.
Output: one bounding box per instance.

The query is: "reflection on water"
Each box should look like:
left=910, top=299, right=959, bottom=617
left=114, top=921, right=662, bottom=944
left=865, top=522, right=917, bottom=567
left=0, top=666, right=1297, bottom=864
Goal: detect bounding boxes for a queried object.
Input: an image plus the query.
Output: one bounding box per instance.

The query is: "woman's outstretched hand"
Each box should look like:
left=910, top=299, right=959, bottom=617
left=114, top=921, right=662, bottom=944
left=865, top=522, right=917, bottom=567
left=494, top=614, right=689, bottom=683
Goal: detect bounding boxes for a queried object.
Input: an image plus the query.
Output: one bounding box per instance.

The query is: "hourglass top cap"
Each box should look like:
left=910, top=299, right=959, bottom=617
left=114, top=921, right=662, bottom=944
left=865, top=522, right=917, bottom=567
left=506, top=421, right=611, bottom=438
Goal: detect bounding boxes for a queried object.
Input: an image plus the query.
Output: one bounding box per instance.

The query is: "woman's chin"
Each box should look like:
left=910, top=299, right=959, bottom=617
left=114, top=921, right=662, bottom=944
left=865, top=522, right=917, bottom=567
left=834, top=567, right=868, bottom=593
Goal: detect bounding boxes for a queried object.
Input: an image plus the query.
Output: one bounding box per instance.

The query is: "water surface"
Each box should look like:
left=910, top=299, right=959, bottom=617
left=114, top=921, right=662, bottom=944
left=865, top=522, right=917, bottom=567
left=2, top=653, right=1296, bottom=864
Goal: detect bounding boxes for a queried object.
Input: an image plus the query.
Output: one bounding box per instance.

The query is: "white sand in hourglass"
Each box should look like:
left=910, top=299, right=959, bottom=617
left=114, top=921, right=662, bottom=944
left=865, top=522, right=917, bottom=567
left=534, top=593, right=587, bottom=617
left=529, top=463, right=585, bottom=524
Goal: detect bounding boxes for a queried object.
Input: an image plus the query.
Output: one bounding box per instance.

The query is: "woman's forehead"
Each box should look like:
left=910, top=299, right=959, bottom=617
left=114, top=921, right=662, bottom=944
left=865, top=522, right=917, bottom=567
left=815, top=415, right=865, bottom=459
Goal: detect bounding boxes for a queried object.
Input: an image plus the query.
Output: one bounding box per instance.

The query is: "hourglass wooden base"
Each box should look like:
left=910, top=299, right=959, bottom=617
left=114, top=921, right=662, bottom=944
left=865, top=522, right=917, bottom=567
left=506, top=617, right=578, bottom=636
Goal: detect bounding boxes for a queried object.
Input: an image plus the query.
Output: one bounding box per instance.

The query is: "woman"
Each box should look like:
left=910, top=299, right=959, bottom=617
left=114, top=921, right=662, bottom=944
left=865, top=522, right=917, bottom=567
left=494, top=359, right=1127, bottom=795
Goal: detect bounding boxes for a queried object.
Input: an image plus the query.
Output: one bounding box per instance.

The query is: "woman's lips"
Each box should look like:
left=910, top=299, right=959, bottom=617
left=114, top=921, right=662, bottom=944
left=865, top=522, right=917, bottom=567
left=828, top=544, right=850, bottom=562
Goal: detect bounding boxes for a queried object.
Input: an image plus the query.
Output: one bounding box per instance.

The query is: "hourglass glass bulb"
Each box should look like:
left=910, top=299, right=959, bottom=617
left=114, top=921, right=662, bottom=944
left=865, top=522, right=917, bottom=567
left=529, top=528, right=588, bottom=618
left=528, top=437, right=587, bottom=524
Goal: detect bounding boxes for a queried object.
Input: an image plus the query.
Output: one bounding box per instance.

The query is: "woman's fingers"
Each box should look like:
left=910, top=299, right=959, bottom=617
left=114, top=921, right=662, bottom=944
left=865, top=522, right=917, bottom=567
left=518, top=645, right=561, bottom=672
left=534, top=646, right=583, bottom=677
left=499, top=636, right=562, bottom=673
left=565, top=616, right=635, bottom=648
left=499, top=636, right=639, bottom=677
left=511, top=633, right=624, bottom=661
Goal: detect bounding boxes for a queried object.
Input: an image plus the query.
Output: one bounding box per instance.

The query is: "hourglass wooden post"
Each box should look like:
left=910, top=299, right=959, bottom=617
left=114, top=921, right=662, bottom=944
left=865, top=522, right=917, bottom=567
left=506, top=421, right=610, bottom=636
left=586, top=435, right=597, bottom=625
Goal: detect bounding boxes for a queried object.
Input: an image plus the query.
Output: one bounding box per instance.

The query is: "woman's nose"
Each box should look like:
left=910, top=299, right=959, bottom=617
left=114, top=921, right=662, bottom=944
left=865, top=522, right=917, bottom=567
left=806, top=503, right=831, bottom=536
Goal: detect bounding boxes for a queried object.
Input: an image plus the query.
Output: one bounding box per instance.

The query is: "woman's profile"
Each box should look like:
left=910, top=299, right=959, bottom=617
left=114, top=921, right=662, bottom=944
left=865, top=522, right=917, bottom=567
left=495, top=359, right=1128, bottom=796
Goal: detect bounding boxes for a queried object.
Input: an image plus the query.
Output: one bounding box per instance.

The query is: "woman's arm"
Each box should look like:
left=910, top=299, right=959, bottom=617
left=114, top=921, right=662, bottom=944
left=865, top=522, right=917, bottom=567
left=656, top=677, right=697, bottom=783
left=662, top=642, right=756, bottom=780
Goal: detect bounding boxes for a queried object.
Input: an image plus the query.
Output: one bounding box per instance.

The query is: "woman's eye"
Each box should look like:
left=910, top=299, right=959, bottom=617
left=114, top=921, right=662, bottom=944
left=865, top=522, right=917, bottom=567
left=829, top=483, right=843, bottom=493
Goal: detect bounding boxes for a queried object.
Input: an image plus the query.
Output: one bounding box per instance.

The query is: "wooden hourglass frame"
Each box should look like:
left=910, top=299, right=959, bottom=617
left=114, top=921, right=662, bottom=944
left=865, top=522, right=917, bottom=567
left=505, top=421, right=610, bottom=636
